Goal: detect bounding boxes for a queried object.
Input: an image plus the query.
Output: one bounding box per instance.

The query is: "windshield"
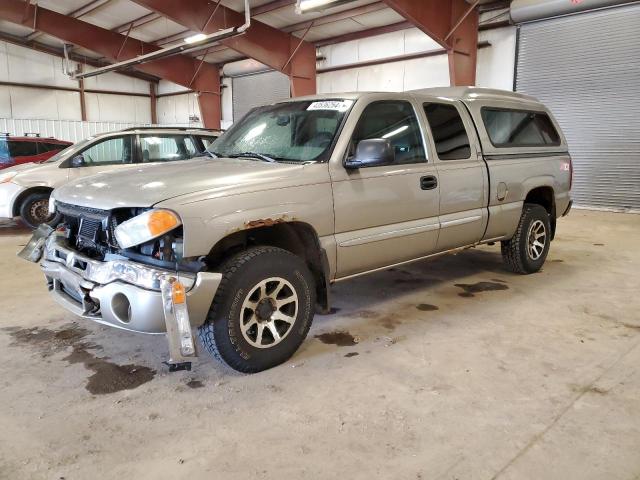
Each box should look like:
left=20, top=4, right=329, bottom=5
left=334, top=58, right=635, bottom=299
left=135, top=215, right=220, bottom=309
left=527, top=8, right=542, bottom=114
left=208, top=99, right=354, bottom=163
left=43, top=137, right=93, bottom=163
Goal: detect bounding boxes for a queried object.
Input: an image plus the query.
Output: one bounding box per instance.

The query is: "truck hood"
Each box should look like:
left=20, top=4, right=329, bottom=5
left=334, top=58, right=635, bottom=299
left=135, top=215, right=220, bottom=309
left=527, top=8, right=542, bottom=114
left=53, top=157, right=309, bottom=210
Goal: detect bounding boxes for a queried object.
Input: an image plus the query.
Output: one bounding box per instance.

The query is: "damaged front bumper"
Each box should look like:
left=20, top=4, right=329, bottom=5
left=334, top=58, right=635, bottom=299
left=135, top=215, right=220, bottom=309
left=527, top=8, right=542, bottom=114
left=20, top=230, right=221, bottom=367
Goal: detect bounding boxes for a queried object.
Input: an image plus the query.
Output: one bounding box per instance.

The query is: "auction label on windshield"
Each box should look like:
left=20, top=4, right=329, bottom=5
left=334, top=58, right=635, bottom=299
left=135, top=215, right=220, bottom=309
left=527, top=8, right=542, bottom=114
left=307, top=100, right=353, bottom=112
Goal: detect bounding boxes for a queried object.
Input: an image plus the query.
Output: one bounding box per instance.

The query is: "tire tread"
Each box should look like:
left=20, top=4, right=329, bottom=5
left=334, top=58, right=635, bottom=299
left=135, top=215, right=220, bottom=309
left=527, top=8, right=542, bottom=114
left=198, top=246, right=312, bottom=373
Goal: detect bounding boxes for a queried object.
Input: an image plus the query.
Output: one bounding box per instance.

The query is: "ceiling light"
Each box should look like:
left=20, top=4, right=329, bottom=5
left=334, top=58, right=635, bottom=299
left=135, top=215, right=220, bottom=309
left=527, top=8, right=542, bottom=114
left=296, top=0, right=358, bottom=13
left=184, top=33, right=208, bottom=44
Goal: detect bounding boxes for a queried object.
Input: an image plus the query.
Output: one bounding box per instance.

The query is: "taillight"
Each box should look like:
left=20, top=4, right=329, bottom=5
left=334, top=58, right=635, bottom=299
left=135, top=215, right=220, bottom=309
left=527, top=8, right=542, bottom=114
left=569, top=158, right=573, bottom=190
left=561, top=159, right=573, bottom=190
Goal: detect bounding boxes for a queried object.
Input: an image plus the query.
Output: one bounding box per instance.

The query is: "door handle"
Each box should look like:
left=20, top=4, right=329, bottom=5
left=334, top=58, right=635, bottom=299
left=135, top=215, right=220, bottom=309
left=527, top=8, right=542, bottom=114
left=420, top=175, right=438, bottom=190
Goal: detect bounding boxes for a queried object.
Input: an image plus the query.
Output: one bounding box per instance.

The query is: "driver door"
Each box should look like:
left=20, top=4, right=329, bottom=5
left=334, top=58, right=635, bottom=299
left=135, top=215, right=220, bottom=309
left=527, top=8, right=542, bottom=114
left=330, top=98, right=441, bottom=278
left=67, top=135, right=136, bottom=181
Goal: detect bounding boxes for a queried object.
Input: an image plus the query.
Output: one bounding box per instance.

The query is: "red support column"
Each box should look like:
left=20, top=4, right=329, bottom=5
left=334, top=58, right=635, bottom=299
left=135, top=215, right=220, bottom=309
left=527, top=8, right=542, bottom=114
left=447, top=1, right=479, bottom=86
left=384, top=0, right=479, bottom=86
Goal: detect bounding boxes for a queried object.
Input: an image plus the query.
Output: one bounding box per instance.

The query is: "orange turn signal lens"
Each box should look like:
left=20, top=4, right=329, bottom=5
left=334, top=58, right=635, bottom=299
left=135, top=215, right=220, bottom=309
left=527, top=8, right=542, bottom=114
left=172, top=281, right=186, bottom=305
left=148, top=210, right=180, bottom=237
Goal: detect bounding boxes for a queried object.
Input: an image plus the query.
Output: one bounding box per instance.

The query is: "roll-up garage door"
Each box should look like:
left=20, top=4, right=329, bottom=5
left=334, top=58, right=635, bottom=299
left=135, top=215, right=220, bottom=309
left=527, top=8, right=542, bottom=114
left=515, top=4, right=640, bottom=211
left=232, top=70, right=291, bottom=123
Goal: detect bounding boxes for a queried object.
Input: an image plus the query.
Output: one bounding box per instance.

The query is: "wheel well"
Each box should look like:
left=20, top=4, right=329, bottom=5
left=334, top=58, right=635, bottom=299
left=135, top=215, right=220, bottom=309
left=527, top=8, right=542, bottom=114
left=13, top=187, right=53, bottom=217
left=525, top=186, right=556, bottom=239
left=206, top=222, right=331, bottom=313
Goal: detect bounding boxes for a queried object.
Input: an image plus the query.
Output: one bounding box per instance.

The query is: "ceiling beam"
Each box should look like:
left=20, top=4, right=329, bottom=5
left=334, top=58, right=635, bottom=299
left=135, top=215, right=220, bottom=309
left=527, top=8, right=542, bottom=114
left=383, top=0, right=479, bottom=86
left=25, top=0, right=114, bottom=42
left=0, top=0, right=222, bottom=128
left=130, top=0, right=316, bottom=97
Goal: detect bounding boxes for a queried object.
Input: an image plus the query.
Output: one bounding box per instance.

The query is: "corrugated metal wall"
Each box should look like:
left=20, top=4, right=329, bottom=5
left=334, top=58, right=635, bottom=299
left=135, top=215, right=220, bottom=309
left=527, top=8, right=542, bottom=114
left=516, top=3, right=640, bottom=211
left=0, top=118, right=150, bottom=143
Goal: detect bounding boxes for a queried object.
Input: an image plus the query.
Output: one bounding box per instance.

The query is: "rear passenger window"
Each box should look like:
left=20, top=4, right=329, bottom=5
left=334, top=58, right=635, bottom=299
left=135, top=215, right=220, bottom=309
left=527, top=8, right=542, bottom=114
left=350, top=101, right=426, bottom=165
left=424, top=103, right=471, bottom=160
left=40, top=142, right=67, bottom=153
left=140, top=135, right=199, bottom=163
left=8, top=141, right=38, bottom=157
left=481, top=108, right=560, bottom=147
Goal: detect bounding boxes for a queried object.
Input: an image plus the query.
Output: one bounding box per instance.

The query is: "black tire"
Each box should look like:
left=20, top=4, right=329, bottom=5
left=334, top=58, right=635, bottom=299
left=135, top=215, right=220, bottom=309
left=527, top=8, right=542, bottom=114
left=19, top=192, right=59, bottom=229
left=198, top=246, right=315, bottom=373
left=501, top=203, right=551, bottom=274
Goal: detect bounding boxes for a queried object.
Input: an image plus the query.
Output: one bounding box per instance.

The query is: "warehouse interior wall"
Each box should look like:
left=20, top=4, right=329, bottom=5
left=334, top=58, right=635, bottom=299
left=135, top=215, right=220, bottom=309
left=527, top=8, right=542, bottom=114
left=0, top=41, right=152, bottom=124
left=1, top=24, right=517, bottom=131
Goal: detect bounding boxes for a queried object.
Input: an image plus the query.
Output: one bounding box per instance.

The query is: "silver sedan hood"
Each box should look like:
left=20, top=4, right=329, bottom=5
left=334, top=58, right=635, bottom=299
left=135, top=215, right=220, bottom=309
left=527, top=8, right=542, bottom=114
left=52, top=157, right=308, bottom=210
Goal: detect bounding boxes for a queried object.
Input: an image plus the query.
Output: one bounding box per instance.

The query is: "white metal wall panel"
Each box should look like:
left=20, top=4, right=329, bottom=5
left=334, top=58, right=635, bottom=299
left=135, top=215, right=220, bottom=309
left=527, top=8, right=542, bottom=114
left=232, top=70, right=290, bottom=122
left=157, top=92, right=202, bottom=126
left=477, top=26, right=517, bottom=91
left=0, top=118, right=151, bottom=143
left=516, top=4, right=640, bottom=211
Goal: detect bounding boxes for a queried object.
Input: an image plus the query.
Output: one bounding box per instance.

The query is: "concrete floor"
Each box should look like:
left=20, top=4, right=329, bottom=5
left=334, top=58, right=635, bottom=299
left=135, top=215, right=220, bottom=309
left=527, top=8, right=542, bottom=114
left=1, top=210, right=639, bottom=480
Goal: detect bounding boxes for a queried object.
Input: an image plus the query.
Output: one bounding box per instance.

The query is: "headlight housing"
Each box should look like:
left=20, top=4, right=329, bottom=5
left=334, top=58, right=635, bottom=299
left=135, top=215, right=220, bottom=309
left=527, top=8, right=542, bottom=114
left=115, top=209, right=182, bottom=249
left=0, top=172, right=17, bottom=184
left=48, top=196, right=56, bottom=215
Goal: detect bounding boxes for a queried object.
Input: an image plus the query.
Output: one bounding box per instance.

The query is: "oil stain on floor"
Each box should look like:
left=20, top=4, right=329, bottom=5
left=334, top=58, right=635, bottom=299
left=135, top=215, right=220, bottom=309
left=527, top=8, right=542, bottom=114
left=4, top=323, right=155, bottom=395
left=454, top=281, right=509, bottom=298
left=186, top=379, right=205, bottom=389
left=315, top=331, right=359, bottom=347
left=416, top=304, right=439, bottom=312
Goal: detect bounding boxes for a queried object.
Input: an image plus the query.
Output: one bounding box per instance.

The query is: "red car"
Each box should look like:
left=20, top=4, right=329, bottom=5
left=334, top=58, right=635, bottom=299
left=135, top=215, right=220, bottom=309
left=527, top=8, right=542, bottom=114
left=0, top=134, right=72, bottom=170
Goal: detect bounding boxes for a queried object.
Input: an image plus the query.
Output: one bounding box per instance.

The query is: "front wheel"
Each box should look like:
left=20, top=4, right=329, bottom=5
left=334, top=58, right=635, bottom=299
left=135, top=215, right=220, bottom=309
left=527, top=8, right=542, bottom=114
left=501, top=204, right=551, bottom=274
left=19, top=192, right=59, bottom=229
left=198, top=246, right=315, bottom=373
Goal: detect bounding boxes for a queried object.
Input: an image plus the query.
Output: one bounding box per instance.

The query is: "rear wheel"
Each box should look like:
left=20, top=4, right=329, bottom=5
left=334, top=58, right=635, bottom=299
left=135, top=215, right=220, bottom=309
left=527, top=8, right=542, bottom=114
left=198, top=246, right=315, bottom=373
left=19, top=192, right=58, bottom=229
left=501, top=204, right=551, bottom=274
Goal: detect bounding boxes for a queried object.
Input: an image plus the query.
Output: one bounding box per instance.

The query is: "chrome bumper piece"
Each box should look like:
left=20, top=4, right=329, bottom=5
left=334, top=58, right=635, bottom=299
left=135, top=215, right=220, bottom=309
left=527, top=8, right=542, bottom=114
left=38, top=234, right=221, bottom=336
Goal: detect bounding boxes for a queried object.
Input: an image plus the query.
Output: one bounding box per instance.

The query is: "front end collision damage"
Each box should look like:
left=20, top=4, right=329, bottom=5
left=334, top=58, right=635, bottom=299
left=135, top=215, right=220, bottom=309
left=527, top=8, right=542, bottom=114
left=19, top=229, right=222, bottom=369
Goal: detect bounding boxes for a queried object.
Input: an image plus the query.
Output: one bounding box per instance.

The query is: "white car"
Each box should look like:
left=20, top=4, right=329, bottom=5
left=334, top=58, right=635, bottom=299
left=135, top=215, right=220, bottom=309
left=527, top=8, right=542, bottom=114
left=0, top=127, right=220, bottom=228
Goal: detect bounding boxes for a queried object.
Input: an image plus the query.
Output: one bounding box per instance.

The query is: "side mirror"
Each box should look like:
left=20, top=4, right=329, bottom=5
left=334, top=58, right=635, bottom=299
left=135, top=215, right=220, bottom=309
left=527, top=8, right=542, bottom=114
left=70, top=154, right=85, bottom=168
left=344, top=139, right=395, bottom=170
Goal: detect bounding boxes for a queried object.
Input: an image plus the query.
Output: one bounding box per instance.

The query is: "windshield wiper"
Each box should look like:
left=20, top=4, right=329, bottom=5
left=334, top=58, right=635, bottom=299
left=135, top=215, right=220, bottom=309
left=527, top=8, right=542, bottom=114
left=228, top=152, right=277, bottom=163
left=205, top=150, right=220, bottom=159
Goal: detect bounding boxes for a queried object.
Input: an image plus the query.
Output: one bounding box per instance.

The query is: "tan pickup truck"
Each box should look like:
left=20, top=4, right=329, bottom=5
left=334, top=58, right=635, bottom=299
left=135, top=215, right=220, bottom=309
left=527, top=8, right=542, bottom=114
left=22, top=87, right=573, bottom=373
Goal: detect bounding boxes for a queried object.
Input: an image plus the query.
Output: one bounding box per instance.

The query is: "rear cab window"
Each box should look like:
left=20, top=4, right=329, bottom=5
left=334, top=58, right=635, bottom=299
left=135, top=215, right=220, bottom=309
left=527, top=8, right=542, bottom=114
left=481, top=108, right=560, bottom=148
left=423, top=103, right=471, bottom=160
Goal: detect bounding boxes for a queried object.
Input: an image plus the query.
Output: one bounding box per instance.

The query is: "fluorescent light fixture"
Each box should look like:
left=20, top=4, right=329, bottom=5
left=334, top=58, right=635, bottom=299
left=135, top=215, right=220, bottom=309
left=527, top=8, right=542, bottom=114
left=296, top=0, right=357, bottom=13
left=382, top=125, right=409, bottom=139
left=184, top=33, right=208, bottom=44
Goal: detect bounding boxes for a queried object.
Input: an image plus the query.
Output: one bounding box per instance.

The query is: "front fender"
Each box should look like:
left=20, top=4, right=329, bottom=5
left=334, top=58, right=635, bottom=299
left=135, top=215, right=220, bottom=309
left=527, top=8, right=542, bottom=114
left=158, top=183, right=335, bottom=258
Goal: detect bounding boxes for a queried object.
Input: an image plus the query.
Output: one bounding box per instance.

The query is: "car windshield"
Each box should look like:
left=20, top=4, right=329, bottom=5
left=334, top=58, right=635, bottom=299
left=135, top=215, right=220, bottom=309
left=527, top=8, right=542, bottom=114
left=42, top=138, right=91, bottom=163
left=207, top=99, right=354, bottom=163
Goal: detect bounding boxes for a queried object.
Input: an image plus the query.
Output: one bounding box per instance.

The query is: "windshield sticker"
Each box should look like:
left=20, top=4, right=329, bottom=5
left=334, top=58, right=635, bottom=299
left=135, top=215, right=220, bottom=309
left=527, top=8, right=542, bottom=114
left=307, top=100, right=353, bottom=112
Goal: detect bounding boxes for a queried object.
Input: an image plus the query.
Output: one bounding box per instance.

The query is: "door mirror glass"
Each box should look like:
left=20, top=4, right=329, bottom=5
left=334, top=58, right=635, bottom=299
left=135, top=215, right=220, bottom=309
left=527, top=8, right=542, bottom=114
left=70, top=154, right=85, bottom=168
left=345, top=139, right=395, bottom=169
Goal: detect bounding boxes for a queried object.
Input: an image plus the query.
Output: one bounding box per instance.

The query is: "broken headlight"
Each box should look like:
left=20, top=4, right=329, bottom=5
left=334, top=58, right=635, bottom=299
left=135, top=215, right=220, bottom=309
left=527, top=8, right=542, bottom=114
left=115, top=209, right=182, bottom=249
